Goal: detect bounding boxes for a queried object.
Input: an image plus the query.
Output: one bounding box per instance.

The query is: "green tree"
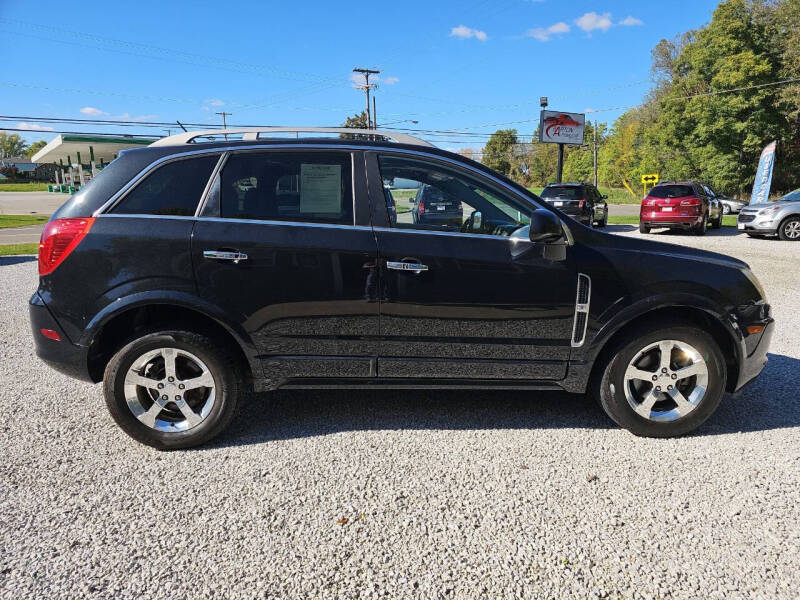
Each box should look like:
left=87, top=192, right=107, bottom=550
left=25, top=140, right=47, bottom=159
left=342, top=111, right=369, bottom=129
left=0, top=132, right=28, bottom=158
left=483, top=129, right=518, bottom=176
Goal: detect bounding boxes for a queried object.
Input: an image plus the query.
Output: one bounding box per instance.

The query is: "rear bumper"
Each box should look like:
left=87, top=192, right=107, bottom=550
left=29, top=292, right=93, bottom=383
left=640, top=212, right=702, bottom=228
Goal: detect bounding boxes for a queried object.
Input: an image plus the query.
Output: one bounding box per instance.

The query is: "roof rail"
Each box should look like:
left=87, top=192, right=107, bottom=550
left=150, top=127, right=434, bottom=148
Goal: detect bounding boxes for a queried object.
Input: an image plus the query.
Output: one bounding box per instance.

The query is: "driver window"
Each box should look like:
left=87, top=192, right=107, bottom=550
left=378, top=155, right=531, bottom=237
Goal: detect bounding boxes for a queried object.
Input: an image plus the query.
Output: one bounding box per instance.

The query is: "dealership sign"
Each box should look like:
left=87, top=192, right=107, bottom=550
left=750, top=141, right=777, bottom=205
left=539, top=110, right=585, bottom=144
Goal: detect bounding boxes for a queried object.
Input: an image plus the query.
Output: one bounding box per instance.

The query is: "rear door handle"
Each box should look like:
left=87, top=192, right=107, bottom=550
left=387, top=260, right=428, bottom=274
left=203, top=250, right=248, bottom=264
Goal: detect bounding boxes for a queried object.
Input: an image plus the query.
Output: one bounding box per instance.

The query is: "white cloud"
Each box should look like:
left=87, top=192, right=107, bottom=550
left=205, top=98, right=225, bottom=107
left=383, top=76, right=399, bottom=85
left=575, top=11, right=613, bottom=33
left=16, top=122, right=55, bottom=131
left=526, top=21, right=570, bottom=41
left=79, top=106, right=107, bottom=116
left=619, top=15, right=643, bottom=26
left=450, top=25, right=488, bottom=41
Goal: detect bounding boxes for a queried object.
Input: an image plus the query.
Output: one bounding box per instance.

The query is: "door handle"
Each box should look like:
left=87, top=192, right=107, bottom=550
left=203, top=250, right=248, bottom=264
left=387, top=260, right=428, bottom=274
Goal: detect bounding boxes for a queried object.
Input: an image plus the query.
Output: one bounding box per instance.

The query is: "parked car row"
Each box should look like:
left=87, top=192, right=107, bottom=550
left=636, top=181, right=800, bottom=241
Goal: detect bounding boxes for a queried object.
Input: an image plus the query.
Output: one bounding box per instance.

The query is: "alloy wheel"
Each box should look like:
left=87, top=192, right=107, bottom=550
left=123, top=347, right=216, bottom=432
left=783, top=220, right=800, bottom=240
left=623, top=340, right=708, bottom=422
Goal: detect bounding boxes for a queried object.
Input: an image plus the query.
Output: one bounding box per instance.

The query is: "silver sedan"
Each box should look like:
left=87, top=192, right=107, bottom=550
left=718, top=195, right=747, bottom=214
left=737, top=189, right=800, bottom=240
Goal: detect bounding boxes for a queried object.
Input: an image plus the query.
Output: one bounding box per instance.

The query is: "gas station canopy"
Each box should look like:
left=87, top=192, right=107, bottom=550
left=31, top=134, right=157, bottom=166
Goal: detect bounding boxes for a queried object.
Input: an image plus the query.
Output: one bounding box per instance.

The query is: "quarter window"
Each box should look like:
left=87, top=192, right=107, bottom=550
left=110, top=155, right=218, bottom=216
left=219, top=151, right=353, bottom=225
left=378, top=155, right=532, bottom=236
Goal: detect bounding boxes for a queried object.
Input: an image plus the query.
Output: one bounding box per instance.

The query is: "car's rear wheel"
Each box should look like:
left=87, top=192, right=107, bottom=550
left=693, top=213, right=708, bottom=235
left=596, top=324, right=726, bottom=437
left=103, top=330, right=242, bottom=450
left=638, top=222, right=649, bottom=234
left=778, top=216, right=800, bottom=241
left=712, top=213, right=722, bottom=229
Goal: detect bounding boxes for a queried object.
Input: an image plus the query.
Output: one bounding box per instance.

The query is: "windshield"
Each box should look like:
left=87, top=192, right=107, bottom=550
left=648, top=185, right=694, bottom=199
left=775, top=189, right=800, bottom=203
left=541, top=186, right=582, bottom=199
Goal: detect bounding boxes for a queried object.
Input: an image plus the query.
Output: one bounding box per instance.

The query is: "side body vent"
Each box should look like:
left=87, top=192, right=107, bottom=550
left=571, top=273, right=591, bottom=347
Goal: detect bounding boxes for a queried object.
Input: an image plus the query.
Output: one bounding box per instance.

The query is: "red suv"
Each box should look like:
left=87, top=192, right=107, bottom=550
left=640, top=182, right=722, bottom=235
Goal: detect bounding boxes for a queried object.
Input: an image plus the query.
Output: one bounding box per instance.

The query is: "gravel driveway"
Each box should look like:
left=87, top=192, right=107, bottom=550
left=1, top=227, right=799, bottom=599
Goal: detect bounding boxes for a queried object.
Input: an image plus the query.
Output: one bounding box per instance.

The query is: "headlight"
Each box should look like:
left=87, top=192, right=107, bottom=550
left=758, top=205, right=781, bottom=215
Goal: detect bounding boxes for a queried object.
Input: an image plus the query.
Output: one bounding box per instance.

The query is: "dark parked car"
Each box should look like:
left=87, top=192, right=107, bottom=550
left=31, top=127, right=773, bottom=449
left=411, top=183, right=463, bottom=227
left=640, top=182, right=722, bottom=234
left=540, top=182, right=608, bottom=227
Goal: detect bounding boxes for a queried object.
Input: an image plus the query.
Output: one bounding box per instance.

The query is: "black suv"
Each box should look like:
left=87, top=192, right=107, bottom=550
left=30, top=128, right=773, bottom=449
left=540, top=182, right=608, bottom=228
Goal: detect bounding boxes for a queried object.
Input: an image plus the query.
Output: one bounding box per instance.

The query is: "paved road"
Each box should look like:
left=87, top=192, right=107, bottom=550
left=1, top=227, right=798, bottom=598
left=0, top=192, right=66, bottom=215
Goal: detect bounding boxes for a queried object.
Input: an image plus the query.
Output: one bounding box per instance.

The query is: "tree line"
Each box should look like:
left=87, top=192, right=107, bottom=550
left=482, top=0, right=799, bottom=198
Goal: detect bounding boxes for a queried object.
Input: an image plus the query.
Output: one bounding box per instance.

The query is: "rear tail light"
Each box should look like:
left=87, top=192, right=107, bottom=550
left=418, top=201, right=425, bottom=214
left=680, top=198, right=701, bottom=206
left=38, top=217, right=95, bottom=276
left=578, top=199, right=586, bottom=209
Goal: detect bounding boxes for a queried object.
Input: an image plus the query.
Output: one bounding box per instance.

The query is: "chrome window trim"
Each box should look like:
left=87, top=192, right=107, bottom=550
left=196, top=216, right=373, bottom=232
left=372, top=225, right=538, bottom=242
left=93, top=149, right=225, bottom=217
left=95, top=213, right=198, bottom=221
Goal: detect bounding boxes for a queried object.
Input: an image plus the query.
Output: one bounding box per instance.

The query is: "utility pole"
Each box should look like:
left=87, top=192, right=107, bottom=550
left=373, top=96, right=377, bottom=129
left=353, top=67, right=379, bottom=128
left=593, top=120, right=598, bottom=187
left=215, top=111, right=232, bottom=129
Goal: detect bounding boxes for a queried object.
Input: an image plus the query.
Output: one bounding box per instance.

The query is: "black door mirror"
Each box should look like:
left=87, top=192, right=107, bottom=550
left=529, top=209, right=563, bottom=243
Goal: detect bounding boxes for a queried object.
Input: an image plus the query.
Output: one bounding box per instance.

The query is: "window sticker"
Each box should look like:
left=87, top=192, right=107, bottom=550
left=300, top=164, right=342, bottom=214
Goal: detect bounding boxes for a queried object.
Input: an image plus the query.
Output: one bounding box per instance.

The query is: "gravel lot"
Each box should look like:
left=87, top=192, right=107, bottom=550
left=1, top=226, right=799, bottom=599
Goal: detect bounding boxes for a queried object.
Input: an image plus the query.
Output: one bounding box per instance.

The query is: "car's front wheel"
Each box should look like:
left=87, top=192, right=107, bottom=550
left=103, top=330, right=242, bottom=449
left=596, top=324, right=726, bottom=437
left=778, top=216, right=800, bottom=241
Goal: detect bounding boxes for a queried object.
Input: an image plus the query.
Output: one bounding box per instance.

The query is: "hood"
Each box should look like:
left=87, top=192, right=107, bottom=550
left=582, top=227, right=748, bottom=270
left=747, top=199, right=800, bottom=209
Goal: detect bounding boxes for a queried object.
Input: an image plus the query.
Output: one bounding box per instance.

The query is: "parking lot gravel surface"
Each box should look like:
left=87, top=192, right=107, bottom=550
left=1, top=226, right=799, bottom=599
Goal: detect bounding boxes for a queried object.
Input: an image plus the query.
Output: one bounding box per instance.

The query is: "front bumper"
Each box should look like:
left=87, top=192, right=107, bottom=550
left=737, top=211, right=779, bottom=234
left=734, top=316, right=774, bottom=391
left=29, top=292, right=93, bottom=383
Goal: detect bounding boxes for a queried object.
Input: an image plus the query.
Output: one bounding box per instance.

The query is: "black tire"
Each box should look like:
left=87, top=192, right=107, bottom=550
left=596, top=211, right=608, bottom=228
left=711, top=214, right=722, bottom=229
left=778, top=215, right=800, bottom=241
left=638, top=222, right=650, bottom=234
left=693, top=213, right=708, bottom=235
left=103, top=330, right=242, bottom=450
left=595, top=323, right=726, bottom=438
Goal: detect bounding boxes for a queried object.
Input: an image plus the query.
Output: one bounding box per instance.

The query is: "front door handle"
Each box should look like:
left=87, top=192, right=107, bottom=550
left=387, top=260, right=428, bottom=274
left=203, top=250, right=248, bottom=264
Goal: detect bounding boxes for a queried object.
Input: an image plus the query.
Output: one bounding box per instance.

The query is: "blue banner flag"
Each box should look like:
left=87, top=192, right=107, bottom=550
left=751, top=141, right=777, bottom=204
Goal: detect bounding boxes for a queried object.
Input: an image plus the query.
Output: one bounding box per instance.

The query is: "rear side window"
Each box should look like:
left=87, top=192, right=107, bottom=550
left=110, top=155, right=218, bottom=216
left=219, top=151, right=353, bottom=225
left=649, top=185, right=695, bottom=199
left=541, top=186, right=582, bottom=199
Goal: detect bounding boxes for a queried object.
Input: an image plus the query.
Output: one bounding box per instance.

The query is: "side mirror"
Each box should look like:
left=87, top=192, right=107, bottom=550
left=472, top=211, right=482, bottom=231
left=529, top=209, right=563, bottom=243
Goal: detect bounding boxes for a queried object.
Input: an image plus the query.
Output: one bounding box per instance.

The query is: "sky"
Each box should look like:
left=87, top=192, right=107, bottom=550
left=0, top=0, right=721, bottom=151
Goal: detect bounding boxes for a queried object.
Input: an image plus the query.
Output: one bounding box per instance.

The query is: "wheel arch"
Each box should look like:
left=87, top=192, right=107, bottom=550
left=84, top=296, right=259, bottom=386
left=586, top=305, right=742, bottom=394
